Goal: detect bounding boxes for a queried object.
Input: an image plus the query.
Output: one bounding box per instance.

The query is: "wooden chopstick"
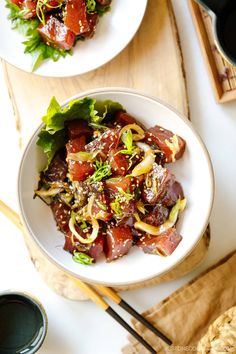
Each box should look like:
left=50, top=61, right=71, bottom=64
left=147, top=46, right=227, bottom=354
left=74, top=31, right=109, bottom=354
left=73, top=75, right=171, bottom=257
left=0, top=199, right=172, bottom=352
left=94, top=284, right=172, bottom=346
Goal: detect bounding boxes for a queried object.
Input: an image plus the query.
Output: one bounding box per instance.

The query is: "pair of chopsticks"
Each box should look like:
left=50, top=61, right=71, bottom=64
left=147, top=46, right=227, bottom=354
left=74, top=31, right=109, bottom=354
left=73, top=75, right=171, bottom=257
left=0, top=199, right=172, bottom=353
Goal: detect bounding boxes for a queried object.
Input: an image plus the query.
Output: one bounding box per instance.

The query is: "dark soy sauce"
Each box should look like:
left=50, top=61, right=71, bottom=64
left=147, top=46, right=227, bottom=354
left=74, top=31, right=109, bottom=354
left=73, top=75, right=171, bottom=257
left=217, top=3, right=236, bottom=61
left=0, top=294, right=45, bottom=354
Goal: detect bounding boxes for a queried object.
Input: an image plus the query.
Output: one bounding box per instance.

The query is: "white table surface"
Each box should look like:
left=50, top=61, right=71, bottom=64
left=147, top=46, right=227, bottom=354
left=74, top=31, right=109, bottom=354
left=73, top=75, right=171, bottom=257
left=1, top=1, right=236, bottom=353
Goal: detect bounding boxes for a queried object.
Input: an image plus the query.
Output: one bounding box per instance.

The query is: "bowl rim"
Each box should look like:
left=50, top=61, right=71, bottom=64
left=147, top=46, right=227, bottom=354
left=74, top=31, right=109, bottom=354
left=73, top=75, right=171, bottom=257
left=17, top=87, right=215, bottom=286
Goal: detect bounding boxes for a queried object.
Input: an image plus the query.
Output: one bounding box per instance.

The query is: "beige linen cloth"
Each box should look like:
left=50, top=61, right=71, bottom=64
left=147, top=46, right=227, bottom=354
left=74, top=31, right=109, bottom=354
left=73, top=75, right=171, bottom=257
left=122, top=251, right=236, bottom=354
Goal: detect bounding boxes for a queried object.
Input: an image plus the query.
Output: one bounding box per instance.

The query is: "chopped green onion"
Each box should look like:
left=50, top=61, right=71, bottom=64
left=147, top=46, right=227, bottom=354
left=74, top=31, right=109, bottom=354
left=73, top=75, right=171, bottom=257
left=89, top=160, right=112, bottom=183
left=72, top=251, right=94, bottom=265
left=110, top=197, right=123, bottom=218
left=117, top=187, right=134, bottom=201
left=86, top=0, right=96, bottom=13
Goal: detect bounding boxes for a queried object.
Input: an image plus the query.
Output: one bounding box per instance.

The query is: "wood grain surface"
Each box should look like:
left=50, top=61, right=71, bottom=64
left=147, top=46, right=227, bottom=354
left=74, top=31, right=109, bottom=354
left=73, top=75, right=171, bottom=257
left=189, top=0, right=236, bottom=103
left=2, top=0, right=210, bottom=300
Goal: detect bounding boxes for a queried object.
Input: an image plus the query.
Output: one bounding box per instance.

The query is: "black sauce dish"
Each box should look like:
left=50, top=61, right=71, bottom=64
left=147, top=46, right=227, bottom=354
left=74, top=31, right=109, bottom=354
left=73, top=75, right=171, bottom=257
left=0, top=291, right=47, bottom=354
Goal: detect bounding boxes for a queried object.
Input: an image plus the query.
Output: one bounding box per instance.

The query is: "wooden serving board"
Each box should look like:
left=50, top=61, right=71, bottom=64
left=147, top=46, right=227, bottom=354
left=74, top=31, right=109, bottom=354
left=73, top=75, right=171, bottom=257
left=2, top=0, right=210, bottom=300
left=189, top=0, right=236, bottom=103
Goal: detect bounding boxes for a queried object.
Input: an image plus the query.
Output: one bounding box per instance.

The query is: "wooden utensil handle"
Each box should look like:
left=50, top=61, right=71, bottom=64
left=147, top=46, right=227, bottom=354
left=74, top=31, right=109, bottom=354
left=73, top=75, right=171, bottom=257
left=0, top=199, right=23, bottom=231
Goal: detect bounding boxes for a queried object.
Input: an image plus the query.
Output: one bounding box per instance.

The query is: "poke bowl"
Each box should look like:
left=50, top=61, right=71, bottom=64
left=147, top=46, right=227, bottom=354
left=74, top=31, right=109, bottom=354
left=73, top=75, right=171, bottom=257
left=18, top=88, right=214, bottom=286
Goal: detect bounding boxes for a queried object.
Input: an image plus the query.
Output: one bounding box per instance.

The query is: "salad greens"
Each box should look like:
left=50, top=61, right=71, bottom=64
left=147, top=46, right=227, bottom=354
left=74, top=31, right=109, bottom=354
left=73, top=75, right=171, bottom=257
left=5, top=1, right=70, bottom=71
left=37, top=96, right=123, bottom=167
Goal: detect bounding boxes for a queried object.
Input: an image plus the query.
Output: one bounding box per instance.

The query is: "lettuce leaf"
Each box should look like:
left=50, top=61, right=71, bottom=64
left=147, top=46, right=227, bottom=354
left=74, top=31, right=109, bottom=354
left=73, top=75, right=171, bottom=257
left=37, top=96, right=123, bottom=167
left=5, top=1, right=71, bottom=71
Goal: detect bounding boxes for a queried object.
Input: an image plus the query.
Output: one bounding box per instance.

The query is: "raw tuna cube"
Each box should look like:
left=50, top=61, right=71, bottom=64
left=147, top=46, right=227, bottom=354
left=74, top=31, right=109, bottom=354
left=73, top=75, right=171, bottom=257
left=38, top=16, right=76, bottom=50
left=91, top=192, right=112, bottom=221
left=106, top=176, right=133, bottom=195
left=87, top=234, right=104, bottom=261
left=144, top=125, right=186, bottom=163
left=66, top=136, right=95, bottom=181
left=114, top=111, right=138, bottom=127
left=64, top=0, right=89, bottom=35
left=85, top=128, right=120, bottom=160
left=142, top=163, right=183, bottom=207
left=108, top=149, right=129, bottom=176
left=143, top=204, right=169, bottom=227
left=51, top=199, right=70, bottom=233
left=96, top=0, right=112, bottom=5
left=66, top=120, right=92, bottom=140
left=83, top=13, right=99, bottom=38
left=21, top=0, right=37, bottom=19
left=137, top=228, right=182, bottom=256
left=45, top=151, right=67, bottom=182
left=105, top=226, right=133, bottom=262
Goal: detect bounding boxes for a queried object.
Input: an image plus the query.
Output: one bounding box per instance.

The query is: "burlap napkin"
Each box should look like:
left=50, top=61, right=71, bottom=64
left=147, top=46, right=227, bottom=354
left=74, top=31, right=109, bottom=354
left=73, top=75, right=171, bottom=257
left=122, top=251, right=236, bottom=354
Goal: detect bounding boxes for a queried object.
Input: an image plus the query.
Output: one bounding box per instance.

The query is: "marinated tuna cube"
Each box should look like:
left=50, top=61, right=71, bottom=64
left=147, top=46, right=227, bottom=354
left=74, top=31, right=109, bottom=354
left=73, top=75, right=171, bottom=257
left=83, top=13, right=99, bottom=38
left=66, top=136, right=95, bottom=181
left=96, top=0, right=112, bottom=5
left=21, top=0, right=37, bottom=19
left=66, top=136, right=86, bottom=153
left=85, top=128, right=120, bottom=160
left=161, top=181, right=184, bottom=207
left=144, top=125, right=186, bottom=163
left=108, top=149, right=129, bottom=176
left=68, top=159, right=94, bottom=181
left=137, top=228, right=182, bottom=256
left=91, top=192, right=112, bottom=221
left=44, top=151, right=67, bottom=182
left=142, top=163, right=183, bottom=207
left=105, top=226, right=133, bottom=262
left=143, top=204, right=169, bottom=227
left=64, top=230, right=90, bottom=254
left=114, top=111, right=138, bottom=127
left=64, top=0, right=89, bottom=35
left=66, top=120, right=92, bottom=140
left=106, top=176, right=133, bottom=195
left=87, top=234, right=104, bottom=261
left=51, top=199, right=70, bottom=233
left=21, top=0, right=63, bottom=19
left=38, top=16, right=76, bottom=50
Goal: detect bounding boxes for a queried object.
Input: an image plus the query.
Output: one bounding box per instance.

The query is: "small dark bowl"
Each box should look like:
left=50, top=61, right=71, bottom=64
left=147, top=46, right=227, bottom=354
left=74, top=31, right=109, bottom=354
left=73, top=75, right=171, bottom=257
left=0, top=291, right=47, bottom=354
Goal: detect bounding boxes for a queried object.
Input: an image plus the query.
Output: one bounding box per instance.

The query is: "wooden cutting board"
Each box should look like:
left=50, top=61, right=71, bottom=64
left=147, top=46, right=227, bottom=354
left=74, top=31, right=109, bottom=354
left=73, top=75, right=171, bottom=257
left=2, top=0, right=210, bottom=300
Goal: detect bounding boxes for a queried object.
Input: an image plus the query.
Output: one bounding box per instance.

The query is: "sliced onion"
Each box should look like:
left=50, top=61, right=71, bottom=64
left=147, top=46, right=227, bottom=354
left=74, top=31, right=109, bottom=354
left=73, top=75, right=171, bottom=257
left=35, top=187, right=62, bottom=197
left=69, top=214, right=99, bottom=244
left=135, top=142, right=152, bottom=152
left=134, top=198, right=186, bottom=236
left=87, top=194, right=95, bottom=218
left=131, top=149, right=155, bottom=177
left=119, top=124, right=145, bottom=141
left=136, top=200, right=146, bottom=214
left=67, top=151, right=99, bottom=162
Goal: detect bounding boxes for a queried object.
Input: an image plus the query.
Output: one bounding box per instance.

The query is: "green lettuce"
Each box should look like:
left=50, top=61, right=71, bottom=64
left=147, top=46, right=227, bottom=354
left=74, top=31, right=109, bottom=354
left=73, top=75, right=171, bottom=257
left=37, top=96, right=123, bottom=168
left=5, top=1, right=71, bottom=71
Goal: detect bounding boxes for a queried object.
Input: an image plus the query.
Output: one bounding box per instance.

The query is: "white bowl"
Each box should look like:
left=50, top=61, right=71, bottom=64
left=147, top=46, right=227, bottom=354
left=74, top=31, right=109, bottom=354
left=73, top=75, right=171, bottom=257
left=18, top=88, right=214, bottom=286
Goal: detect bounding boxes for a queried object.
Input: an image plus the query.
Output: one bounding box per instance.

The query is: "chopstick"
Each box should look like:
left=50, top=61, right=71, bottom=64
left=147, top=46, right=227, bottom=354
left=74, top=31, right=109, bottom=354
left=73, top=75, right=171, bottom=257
left=94, top=284, right=172, bottom=346
left=0, top=199, right=172, bottom=353
left=69, top=277, right=157, bottom=354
